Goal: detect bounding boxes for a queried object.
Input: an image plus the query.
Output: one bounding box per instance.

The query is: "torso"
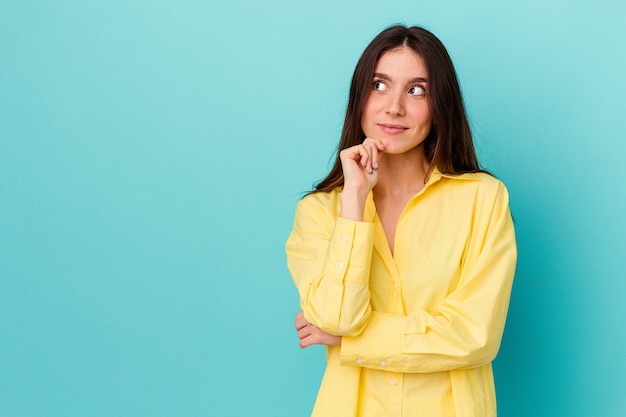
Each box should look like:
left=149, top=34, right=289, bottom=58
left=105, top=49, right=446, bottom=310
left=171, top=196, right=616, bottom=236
left=372, top=153, right=430, bottom=255
left=374, top=191, right=419, bottom=256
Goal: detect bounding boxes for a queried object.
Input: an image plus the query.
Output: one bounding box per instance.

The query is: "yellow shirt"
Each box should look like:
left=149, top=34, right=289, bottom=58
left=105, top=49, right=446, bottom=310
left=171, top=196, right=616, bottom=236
left=286, top=169, right=517, bottom=417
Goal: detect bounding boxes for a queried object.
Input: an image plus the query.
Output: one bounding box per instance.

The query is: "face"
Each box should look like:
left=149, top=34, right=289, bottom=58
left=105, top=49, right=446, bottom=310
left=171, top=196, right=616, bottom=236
left=361, top=47, right=432, bottom=156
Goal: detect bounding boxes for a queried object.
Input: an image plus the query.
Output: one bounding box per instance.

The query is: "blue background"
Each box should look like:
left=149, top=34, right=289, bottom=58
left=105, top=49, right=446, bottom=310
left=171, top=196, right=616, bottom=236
left=1, top=1, right=625, bottom=416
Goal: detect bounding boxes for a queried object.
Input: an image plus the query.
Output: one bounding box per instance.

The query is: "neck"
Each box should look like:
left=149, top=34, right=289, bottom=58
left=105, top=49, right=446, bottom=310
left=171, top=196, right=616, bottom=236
left=374, top=148, right=431, bottom=198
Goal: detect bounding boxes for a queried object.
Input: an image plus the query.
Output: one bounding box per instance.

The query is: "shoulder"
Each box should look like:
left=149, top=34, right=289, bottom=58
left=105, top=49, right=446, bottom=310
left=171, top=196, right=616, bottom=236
left=436, top=173, right=514, bottom=239
left=298, top=188, right=342, bottom=211
left=440, top=172, right=511, bottom=206
left=444, top=171, right=506, bottom=189
left=293, top=189, right=342, bottom=227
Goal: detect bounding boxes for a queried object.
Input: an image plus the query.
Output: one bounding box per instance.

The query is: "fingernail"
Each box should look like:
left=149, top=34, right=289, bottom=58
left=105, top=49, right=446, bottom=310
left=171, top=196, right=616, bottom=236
left=375, top=163, right=379, bottom=170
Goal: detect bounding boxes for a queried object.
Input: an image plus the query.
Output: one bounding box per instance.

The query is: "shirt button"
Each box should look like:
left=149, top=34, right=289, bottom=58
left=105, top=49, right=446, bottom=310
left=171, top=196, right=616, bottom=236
left=336, top=262, right=343, bottom=268
left=341, top=235, right=349, bottom=242
left=379, top=360, right=387, bottom=367
left=390, top=378, right=397, bottom=385
left=356, top=358, right=363, bottom=364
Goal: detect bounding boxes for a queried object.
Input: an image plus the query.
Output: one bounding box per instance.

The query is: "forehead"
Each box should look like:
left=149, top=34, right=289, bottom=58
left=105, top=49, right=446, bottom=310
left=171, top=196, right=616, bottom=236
left=375, top=47, right=428, bottom=78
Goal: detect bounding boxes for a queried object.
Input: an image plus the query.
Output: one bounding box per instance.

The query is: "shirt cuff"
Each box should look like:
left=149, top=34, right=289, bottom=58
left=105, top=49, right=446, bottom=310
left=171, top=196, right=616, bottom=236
left=340, top=311, right=403, bottom=371
left=322, top=217, right=375, bottom=284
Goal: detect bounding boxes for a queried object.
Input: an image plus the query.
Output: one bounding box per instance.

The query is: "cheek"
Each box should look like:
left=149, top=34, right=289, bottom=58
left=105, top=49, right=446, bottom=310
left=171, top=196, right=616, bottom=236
left=409, top=106, right=432, bottom=125
left=361, top=101, right=378, bottom=131
left=362, top=99, right=378, bottom=120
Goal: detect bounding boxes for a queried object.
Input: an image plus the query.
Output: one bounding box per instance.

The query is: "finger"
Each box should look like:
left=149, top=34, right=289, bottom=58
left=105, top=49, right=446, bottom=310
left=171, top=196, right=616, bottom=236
left=363, top=139, right=385, bottom=170
left=299, top=330, right=317, bottom=349
left=295, top=317, right=307, bottom=331
left=342, top=142, right=377, bottom=170
left=363, top=137, right=386, bottom=151
left=366, top=143, right=379, bottom=171
left=295, top=312, right=309, bottom=330
left=356, top=144, right=374, bottom=172
left=340, top=147, right=368, bottom=175
left=340, top=145, right=366, bottom=161
left=297, top=325, right=312, bottom=340
left=359, top=148, right=370, bottom=170
left=361, top=143, right=378, bottom=173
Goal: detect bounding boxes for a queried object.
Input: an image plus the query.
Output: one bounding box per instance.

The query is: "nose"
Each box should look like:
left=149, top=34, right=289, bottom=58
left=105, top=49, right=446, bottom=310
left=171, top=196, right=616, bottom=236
left=385, top=90, right=405, bottom=116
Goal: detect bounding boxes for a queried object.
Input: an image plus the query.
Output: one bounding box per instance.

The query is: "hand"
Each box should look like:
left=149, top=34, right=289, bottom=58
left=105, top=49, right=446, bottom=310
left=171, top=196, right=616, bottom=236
left=339, top=138, right=385, bottom=194
left=295, top=311, right=342, bottom=349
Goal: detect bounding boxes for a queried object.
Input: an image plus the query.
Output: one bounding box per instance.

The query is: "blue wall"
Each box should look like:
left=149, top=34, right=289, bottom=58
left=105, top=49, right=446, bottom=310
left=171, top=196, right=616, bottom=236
left=1, top=1, right=624, bottom=416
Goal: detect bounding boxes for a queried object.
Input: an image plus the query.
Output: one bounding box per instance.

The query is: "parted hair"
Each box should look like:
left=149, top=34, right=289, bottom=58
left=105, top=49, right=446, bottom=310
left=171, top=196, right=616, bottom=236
left=312, top=25, right=486, bottom=194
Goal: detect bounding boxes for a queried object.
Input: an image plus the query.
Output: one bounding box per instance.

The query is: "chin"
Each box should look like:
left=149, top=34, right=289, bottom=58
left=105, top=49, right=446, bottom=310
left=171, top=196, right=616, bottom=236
left=385, top=142, right=426, bottom=156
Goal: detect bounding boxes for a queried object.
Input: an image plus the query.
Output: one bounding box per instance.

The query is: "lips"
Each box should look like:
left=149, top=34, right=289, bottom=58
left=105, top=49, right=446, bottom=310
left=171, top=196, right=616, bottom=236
left=378, top=123, right=408, bottom=134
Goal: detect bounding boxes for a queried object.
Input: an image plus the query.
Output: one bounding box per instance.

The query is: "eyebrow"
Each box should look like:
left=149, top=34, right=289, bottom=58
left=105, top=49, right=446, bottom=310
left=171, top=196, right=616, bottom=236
left=373, top=72, right=428, bottom=83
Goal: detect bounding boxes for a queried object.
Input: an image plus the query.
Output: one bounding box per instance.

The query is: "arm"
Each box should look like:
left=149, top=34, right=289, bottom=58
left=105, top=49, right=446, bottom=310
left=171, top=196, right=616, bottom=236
left=286, top=139, right=385, bottom=337
left=295, top=310, right=342, bottom=348
left=340, top=182, right=517, bottom=373
left=286, top=196, right=375, bottom=336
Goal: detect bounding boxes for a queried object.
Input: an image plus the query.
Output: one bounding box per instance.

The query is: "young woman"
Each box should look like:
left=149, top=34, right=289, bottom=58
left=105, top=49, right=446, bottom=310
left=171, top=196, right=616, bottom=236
left=286, top=25, right=517, bottom=417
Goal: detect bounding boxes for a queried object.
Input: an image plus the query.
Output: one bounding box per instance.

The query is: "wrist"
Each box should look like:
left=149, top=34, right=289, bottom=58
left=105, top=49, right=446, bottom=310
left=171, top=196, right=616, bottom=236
left=339, top=188, right=369, bottom=221
left=340, top=186, right=370, bottom=201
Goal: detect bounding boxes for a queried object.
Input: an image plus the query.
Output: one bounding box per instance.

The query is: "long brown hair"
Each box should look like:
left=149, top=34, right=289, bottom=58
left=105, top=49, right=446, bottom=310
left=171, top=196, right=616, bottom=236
left=313, top=25, right=486, bottom=194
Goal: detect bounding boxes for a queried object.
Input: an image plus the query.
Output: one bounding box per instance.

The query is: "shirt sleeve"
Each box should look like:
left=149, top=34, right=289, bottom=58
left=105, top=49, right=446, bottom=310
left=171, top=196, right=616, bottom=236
left=286, top=195, right=375, bottom=336
left=340, top=182, right=517, bottom=373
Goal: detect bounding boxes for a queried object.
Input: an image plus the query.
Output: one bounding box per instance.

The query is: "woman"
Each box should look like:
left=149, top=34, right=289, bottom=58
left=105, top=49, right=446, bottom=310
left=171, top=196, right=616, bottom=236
left=286, top=25, right=516, bottom=417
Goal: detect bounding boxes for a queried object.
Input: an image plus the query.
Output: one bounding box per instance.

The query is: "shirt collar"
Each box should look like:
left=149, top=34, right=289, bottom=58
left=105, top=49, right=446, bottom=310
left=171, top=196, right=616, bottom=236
left=427, top=167, right=482, bottom=185
left=361, top=167, right=480, bottom=222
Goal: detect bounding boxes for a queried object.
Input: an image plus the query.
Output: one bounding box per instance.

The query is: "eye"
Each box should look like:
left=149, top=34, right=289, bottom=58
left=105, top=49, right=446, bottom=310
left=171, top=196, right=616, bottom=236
left=373, top=80, right=388, bottom=92
left=408, top=85, right=426, bottom=96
